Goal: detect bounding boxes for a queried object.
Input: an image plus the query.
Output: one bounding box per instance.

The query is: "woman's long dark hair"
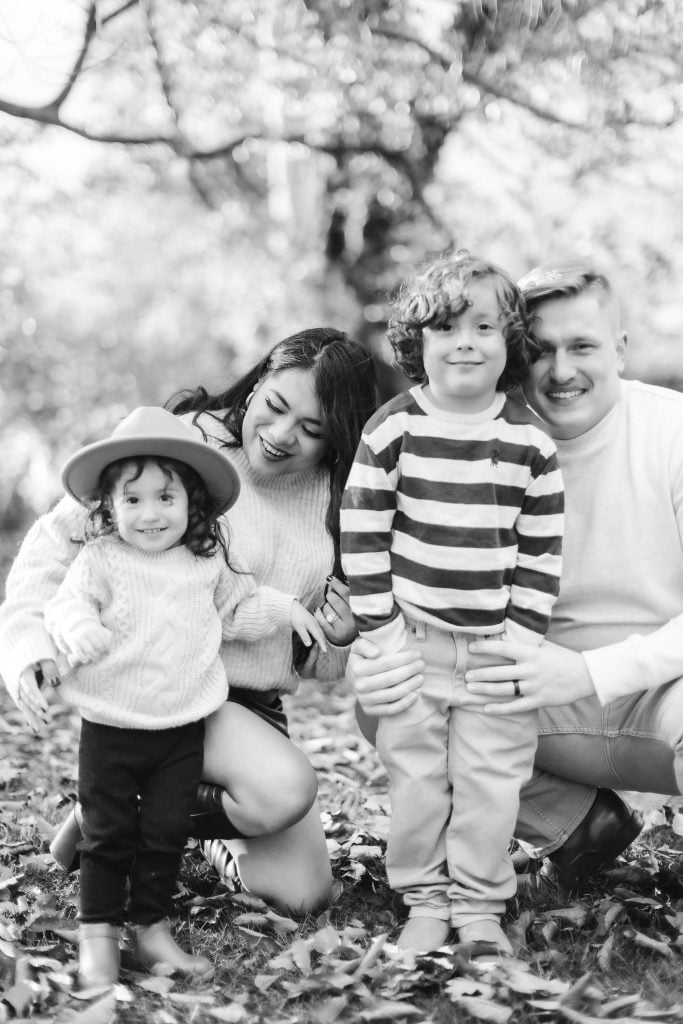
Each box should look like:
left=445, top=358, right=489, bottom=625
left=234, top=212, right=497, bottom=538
left=168, top=328, right=377, bottom=664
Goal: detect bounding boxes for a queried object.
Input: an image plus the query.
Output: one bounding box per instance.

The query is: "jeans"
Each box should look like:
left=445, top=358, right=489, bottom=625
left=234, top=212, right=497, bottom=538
left=78, top=718, right=204, bottom=925
left=376, top=619, right=538, bottom=928
left=517, top=681, right=683, bottom=854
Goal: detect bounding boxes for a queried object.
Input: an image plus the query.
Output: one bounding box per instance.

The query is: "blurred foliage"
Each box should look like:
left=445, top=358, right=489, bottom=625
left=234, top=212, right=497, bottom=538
left=1, top=0, right=682, bottom=529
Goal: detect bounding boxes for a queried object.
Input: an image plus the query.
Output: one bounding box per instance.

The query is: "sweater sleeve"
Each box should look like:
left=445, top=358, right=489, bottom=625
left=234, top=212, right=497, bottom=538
left=43, top=546, right=108, bottom=653
left=584, top=424, right=683, bottom=704
left=0, top=496, right=86, bottom=701
left=340, top=426, right=407, bottom=654
left=216, top=556, right=295, bottom=642
left=504, top=441, right=564, bottom=647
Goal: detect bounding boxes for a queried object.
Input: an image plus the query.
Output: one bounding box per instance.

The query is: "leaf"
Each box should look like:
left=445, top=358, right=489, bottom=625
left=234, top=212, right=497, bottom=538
left=358, top=1000, right=423, bottom=1020
left=501, top=968, right=569, bottom=995
left=289, top=938, right=312, bottom=975
left=544, top=905, right=591, bottom=928
left=314, top=995, right=348, bottom=1023
left=136, top=976, right=176, bottom=995
left=59, top=991, right=117, bottom=1024
left=631, top=930, right=674, bottom=958
left=207, top=1005, right=248, bottom=1022
left=311, top=925, right=341, bottom=954
left=0, top=981, right=35, bottom=1015
left=449, top=996, right=513, bottom=1022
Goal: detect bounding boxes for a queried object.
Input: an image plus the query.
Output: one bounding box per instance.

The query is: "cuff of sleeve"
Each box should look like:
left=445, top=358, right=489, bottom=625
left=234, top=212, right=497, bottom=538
left=259, top=587, right=296, bottom=626
left=583, top=638, right=645, bottom=705
left=503, top=618, right=544, bottom=647
left=361, top=614, right=408, bottom=655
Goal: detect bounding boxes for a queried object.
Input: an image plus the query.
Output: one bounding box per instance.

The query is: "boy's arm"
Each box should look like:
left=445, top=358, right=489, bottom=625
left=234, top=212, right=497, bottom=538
left=0, top=496, right=86, bottom=701
left=505, top=441, right=564, bottom=647
left=340, top=430, right=406, bottom=654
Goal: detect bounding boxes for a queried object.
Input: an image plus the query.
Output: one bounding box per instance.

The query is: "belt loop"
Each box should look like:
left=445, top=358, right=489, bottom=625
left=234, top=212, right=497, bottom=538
left=415, top=619, right=426, bottom=642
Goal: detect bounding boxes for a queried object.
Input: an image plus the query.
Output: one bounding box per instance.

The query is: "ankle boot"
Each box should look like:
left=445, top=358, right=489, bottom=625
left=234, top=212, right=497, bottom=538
left=78, top=922, right=120, bottom=988
left=49, top=803, right=83, bottom=873
left=127, top=920, right=213, bottom=978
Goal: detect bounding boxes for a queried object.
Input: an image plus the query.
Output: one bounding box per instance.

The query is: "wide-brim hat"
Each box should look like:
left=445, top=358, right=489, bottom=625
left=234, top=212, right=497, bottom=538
left=62, top=406, right=240, bottom=513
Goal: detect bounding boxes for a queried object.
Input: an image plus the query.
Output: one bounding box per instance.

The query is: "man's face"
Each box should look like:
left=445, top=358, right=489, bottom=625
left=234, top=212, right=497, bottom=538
left=522, top=291, right=627, bottom=440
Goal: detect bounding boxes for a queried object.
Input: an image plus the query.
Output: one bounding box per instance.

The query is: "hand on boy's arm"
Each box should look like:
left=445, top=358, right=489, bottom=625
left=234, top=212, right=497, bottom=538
left=464, top=638, right=596, bottom=714
left=291, top=600, right=328, bottom=653
left=346, top=635, right=425, bottom=717
left=14, top=658, right=59, bottom=733
left=314, top=576, right=357, bottom=647
left=57, top=619, right=112, bottom=667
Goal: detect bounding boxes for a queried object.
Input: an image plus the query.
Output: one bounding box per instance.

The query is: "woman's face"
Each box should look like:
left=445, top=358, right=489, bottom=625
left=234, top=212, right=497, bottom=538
left=242, top=368, right=329, bottom=476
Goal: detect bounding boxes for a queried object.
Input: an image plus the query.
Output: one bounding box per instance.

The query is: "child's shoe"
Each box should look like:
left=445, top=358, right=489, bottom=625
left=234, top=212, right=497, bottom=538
left=396, top=916, right=451, bottom=952
left=458, top=919, right=513, bottom=961
left=78, top=922, right=120, bottom=988
left=126, top=919, right=213, bottom=978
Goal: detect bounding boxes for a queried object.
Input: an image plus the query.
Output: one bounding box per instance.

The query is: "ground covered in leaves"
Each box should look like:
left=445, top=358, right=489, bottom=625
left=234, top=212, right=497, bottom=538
left=3, top=672, right=683, bottom=1023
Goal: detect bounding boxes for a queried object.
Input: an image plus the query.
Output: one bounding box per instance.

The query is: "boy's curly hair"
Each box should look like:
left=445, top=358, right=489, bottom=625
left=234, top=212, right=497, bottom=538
left=387, top=250, right=537, bottom=392
left=84, top=456, right=232, bottom=563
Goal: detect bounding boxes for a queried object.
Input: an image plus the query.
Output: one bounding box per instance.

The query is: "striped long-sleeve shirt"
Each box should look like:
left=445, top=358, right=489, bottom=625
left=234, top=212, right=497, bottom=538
left=340, top=387, right=564, bottom=653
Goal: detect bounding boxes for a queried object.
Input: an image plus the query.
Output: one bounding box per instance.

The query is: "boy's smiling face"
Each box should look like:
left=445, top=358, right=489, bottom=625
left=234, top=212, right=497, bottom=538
left=522, top=290, right=627, bottom=440
left=422, top=277, right=507, bottom=414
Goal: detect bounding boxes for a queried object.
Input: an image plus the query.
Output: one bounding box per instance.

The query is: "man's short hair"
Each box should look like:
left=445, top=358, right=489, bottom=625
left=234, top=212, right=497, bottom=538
left=518, top=259, right=615, bottom=312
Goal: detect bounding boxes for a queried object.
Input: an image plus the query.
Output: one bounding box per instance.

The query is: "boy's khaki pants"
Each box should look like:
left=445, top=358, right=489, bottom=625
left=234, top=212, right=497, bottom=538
left=376, top=619, right=538, bottom=929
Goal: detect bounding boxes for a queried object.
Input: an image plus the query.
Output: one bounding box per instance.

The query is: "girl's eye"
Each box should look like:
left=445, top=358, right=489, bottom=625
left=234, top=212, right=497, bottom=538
left=477, top=322, right=494, bottom=332
left=265, top=397, right=283, bottom=414
left=125, top=496, right=138, bottom=505
left=160, top=493, right=173, bottom=503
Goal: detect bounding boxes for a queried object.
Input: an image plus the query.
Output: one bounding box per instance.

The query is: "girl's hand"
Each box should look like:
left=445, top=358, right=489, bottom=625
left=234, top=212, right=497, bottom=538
left=15, top=658, right=59, bottom=733
left=346, top=635, right=424, bottom=717
left=315, top=576, right=357, bottom=646
left=61, top=620, right=112, bottom=666
left=464, top=638, right=597, bottom=714
left=291, top=600, right=328, bottom=653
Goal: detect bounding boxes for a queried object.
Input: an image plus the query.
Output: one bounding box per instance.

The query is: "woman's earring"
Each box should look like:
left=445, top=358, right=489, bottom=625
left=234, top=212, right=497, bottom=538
left=244, top=391, right=254, bottom=409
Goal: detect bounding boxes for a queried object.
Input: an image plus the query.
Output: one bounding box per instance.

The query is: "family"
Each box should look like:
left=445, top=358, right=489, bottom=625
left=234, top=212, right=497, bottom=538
left=1, top=252, right=682, bottom=986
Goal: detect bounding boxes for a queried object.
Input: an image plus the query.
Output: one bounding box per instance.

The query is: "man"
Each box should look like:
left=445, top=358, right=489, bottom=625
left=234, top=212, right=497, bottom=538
left=349, top=258, right=683, bottom=889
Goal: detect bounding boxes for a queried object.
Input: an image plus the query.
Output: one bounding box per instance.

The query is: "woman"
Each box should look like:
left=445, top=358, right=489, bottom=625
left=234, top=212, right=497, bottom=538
left=1, top=327, right=377, bottom=915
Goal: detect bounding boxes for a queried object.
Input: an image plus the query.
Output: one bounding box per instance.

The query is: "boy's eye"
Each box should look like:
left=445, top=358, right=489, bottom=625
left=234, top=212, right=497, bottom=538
left=477, top=322, right=494, bottom=332
left=125, top=496, right=138, bottom=505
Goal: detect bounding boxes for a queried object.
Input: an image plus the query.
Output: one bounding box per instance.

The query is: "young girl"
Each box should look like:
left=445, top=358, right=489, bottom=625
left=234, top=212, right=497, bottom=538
left=19, top=406, right=324, bottom=988
left=341, top=252, right=564, bottom=956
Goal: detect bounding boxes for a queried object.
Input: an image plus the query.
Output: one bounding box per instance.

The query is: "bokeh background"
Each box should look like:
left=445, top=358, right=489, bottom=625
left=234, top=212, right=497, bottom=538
left=2, top=0, right=682, bottom=534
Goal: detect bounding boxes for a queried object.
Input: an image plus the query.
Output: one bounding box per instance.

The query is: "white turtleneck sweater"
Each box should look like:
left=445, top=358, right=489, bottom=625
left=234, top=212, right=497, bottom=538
left=550, top=379, right=683, bottom=705
left=0, top=413, right=349, bottom=709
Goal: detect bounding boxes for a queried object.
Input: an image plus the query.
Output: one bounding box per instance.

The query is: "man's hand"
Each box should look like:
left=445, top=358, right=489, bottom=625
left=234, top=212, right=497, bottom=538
left=15, top=658, right=60, bottom=733
left=465, top=638, right=597, bottom=714
left=346, top=635, right=424, bottom=717
left=61, top=620, right=112, bottom=667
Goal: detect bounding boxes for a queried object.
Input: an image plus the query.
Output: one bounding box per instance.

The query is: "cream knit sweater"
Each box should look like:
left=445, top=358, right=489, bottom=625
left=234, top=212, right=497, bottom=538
left=0, top=413, right=349, bottom=706
left=43, top=535, right=294, bottom=729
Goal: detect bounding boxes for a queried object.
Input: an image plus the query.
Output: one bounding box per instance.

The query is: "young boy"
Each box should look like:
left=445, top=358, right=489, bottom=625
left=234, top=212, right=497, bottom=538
left=341, top=251, right=564, bottom=955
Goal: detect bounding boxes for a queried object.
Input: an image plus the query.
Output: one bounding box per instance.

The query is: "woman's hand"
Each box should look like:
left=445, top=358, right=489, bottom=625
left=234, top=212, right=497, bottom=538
left=15, top=658, right=60, bottom=733
left=346, top=635, right=424, bottom=716
left=465, top=638, right=597, bottom=714
left=315, top=576, right=357, bottom=646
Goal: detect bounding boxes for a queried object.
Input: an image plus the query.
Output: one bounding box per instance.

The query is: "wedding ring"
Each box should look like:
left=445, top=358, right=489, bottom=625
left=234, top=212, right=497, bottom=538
left=513, top=680, right=521, bottom=697
left=324, top=608, right=339, bottom=625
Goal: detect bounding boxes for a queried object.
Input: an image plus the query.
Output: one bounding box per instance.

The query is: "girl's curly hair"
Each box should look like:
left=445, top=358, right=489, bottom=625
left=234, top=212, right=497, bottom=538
left=85, top=456, right=232, bottom=563
left=387, top=250, right=538, bottom=391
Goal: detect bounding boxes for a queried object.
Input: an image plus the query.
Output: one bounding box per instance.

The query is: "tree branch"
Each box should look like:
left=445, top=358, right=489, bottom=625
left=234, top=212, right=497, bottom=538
left=50, top=1, right=98, bottom=112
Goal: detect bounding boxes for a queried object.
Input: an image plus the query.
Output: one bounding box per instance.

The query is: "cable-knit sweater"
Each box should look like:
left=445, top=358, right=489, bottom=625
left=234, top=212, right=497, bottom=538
left=0, top=413, right=349, bottom=705
left=42, top=535, right=294, bottom=729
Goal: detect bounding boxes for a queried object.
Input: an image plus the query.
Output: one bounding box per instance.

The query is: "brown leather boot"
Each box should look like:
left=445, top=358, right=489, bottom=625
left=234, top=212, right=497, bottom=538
left=126, top=920, right=213, bottom=978
left=49, top=803, right=83, bottom=873
left=78, top=922, right=120, bottom=988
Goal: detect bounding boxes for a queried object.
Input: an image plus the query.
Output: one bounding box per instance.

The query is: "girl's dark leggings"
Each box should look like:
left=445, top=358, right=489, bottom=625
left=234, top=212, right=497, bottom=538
left=78, top=718, right=204, bottom=925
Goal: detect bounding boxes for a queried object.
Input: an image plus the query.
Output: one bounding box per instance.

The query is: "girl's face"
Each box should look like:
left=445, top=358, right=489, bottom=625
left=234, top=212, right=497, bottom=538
left=242, top=368, right=329, bottom=477
left=111, top=462, right=189, bottom=552
left=422, top=277, right=508, bottom=414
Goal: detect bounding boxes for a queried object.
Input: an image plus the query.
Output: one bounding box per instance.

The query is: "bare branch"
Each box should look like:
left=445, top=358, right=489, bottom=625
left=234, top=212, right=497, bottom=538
left=102, top=0, right=139, bottom=26
left=142, top=0, right=184, bottom=146
left=50, top=1, right=98, bottom=112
